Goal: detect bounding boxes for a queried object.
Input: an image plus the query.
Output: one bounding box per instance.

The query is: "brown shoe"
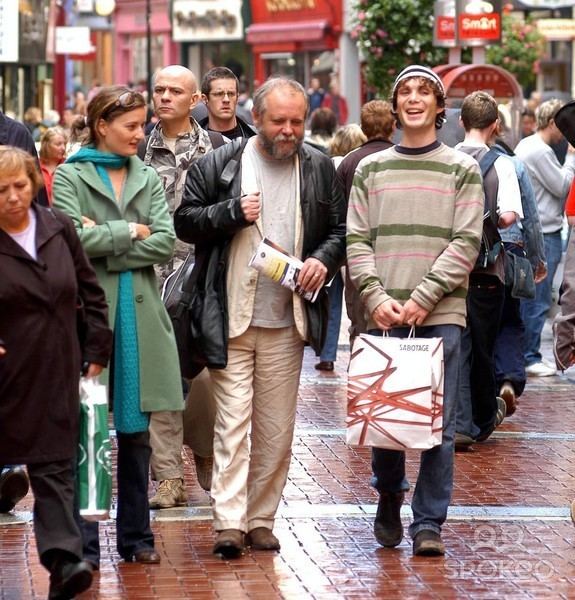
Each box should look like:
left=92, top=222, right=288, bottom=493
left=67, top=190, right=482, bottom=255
left=149, top=478, right=187, bottom=509
left=315, top=361, right=334, bottom=371
left=132, top=549, right=161, bottom=564
left=499, top=381, right=517, bottom=416
left=213, top=529, right=244, bottom=559
left=246, top=527, right=280, bottom=551
left=193, top=454, right=213, bottom=492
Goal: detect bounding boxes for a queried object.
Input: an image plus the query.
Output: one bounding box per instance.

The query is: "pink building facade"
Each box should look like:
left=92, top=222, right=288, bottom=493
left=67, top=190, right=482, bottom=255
left=113, top=0, right=179, bottom=87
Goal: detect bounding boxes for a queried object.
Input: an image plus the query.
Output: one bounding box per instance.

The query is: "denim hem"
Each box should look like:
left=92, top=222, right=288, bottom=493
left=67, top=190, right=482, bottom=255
left=408, top=523, right=441, bottom=539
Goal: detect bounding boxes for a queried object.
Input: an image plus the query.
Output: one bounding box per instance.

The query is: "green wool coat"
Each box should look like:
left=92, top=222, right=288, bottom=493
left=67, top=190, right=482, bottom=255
left=53, top=155, right=184, bottom=413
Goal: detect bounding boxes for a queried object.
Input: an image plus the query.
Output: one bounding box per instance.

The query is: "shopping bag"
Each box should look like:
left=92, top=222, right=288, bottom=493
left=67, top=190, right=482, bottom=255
left=77, top=377, right=112, bottom=520
left=346, top=332, right=444, bottom=450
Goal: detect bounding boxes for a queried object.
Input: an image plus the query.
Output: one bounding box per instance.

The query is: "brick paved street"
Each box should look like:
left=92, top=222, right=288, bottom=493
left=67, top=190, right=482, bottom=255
left=1, top=325, right=574, bottom=599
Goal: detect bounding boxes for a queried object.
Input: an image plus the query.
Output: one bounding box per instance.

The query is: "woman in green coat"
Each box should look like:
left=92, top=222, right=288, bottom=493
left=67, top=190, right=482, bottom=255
left=53, top=86, right=183, bottom=567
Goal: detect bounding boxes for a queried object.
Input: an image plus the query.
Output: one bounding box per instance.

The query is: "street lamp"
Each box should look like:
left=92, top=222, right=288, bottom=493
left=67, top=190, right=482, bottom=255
left=94, top=0, right=116, bottom=17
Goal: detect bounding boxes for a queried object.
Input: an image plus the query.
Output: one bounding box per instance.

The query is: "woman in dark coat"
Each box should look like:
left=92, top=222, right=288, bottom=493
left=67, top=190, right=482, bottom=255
left=0, top=146, right=112, bottom=599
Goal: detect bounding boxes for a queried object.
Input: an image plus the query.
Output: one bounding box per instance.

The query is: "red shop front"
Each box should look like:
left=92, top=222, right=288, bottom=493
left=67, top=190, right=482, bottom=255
left=246, top=0, right=343, bottom=88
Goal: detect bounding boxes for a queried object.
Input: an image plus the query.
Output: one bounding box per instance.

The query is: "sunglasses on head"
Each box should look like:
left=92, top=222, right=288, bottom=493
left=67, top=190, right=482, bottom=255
left=101, top=91, right=143, bottom=119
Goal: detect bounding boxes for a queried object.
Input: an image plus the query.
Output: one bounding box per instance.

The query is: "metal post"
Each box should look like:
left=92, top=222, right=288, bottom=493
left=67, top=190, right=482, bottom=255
left=146, top=0, right=152, bottom=103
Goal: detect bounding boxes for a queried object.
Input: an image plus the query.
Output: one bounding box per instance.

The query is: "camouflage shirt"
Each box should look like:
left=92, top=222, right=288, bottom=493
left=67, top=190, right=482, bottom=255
left=144, top=118, right=213, bottom=215
left=144, top=118, right=213, bottom=282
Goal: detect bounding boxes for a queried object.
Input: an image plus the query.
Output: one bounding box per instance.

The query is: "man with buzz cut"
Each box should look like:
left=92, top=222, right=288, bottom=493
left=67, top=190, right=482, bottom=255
left=198, top=66, right=256, bottom=141
left=346, top=65, right=483, bottom=556
left=141, top=64, right=222, bottom=509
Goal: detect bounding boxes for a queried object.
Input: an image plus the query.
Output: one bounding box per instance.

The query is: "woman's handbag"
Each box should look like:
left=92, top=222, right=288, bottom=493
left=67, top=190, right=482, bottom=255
left=77, top=377, right=112, bottom=520
left=346, top=331, right=444, bottom=450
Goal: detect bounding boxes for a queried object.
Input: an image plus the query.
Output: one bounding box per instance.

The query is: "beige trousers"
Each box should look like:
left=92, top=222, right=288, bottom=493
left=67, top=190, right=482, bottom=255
left=149, top=369, right=217, bottom=480
left=209, top=325, right=304, bottom=532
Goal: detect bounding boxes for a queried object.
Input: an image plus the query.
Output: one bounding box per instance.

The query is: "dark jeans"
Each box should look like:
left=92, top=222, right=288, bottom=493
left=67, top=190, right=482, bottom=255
left=320, top=271, right=344, bottom=362
left=79, top=431, right=154, bottom=564
left=456, top=275, right=505, bottom=439
left=370, top=324, right=461, bottom=538
left=494, top=244, right=527, bottom=396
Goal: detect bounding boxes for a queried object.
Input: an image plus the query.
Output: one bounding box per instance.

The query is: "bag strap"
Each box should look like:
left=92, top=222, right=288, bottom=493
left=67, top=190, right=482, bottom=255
left=479, top=148, right=499, bottom=178
left=219, top=137, right=249, bottom=188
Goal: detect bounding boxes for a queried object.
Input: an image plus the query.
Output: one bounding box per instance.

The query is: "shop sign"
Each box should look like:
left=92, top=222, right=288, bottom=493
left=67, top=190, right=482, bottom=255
left=265, top=0, right=316, bottom=10
left=456, top=0, right=502, bottom=46
left=537, top=18, right=575, bottom=40
left=172, top=0, right=243, bottom=41
left=434, top=0, right=456, bottom=47
left=517, top=1, right=575, bottom=7
left=0, top=0, right=19, bottom=62
left=55, top=26, right=95, bottom=55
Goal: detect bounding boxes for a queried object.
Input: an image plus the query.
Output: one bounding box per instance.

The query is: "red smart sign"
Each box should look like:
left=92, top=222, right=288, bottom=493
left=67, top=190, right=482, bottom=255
left=456, top=0, right=502, bottom=46
left=437, top=16, right=456, bottom=41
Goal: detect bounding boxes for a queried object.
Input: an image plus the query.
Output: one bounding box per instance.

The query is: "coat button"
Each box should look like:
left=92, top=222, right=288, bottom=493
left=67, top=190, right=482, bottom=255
left=135, top=294, right=144, bottom=302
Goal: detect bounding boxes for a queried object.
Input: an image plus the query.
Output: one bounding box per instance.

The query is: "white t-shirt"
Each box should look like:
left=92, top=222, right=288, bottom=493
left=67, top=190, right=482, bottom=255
left=8, top=209, right=37, bottom=260
left=242, top=137, right=297, bottom=328
left=456, top=141, right=523, bottom=218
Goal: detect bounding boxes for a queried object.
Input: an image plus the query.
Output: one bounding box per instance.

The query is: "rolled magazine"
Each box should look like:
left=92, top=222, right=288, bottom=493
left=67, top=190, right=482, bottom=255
left=249, top=237, right=320, bottom=303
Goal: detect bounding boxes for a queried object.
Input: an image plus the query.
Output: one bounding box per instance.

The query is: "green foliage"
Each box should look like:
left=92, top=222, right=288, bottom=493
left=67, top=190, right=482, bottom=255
left=486, top=15, right=546, bottom=91
left=351, top=0, right=447, bottom=98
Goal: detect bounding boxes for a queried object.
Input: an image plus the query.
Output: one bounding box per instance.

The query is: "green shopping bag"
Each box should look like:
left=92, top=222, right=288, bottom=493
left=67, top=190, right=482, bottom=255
left=77, top=377, right=112, bottom=520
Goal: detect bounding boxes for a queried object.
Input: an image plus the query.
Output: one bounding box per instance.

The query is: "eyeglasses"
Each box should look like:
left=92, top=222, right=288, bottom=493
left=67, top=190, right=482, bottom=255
left=101, top=91, right=143, bottom=119
left=209, top=90, right=237, bottom=100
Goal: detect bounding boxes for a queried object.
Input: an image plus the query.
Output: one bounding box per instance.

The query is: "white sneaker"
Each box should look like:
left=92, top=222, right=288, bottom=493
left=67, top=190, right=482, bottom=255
left=525, top=361, right=556, bottom=377
left=541, top=357, right=557, bottom=370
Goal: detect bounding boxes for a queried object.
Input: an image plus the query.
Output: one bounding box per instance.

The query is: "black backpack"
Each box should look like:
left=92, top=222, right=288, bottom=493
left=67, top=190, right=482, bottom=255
left=474, top=149, right=503, bottom=270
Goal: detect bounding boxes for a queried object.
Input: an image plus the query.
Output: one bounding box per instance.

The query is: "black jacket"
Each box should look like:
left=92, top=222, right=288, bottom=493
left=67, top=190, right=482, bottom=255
left=198, top=115, right=257, bottom=140
left=0, top=111, right=49, bottom=206
left=174, top=138, right=346, bottom=369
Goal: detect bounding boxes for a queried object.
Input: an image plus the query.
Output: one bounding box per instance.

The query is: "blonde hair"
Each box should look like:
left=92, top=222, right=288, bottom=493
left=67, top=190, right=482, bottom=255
left=329, top=124, right=367, bottom=158
left=536, top=99, right=563, bottom=130
left=39, top=126, right=68, bottom=161
left=0, top=145, right=44, bottom=195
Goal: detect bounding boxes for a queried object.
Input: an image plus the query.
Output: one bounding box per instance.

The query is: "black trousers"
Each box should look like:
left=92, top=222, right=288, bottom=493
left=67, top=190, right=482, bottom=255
left=464, top=275, right=505, bottom=436
left=79, top=431, right=154, bottom=563
left=27, top=459, right=83, bottom=569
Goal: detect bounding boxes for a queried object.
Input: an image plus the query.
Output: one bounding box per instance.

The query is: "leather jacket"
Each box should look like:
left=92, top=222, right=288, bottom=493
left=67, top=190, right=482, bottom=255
left=174, top=138, right=346, bottom=370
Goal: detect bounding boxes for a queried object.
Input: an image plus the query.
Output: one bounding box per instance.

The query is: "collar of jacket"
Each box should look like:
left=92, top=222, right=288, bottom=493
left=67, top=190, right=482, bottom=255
left=0, top=204, right=63, bottom=261
left=66, top=155, right=150, bottom=206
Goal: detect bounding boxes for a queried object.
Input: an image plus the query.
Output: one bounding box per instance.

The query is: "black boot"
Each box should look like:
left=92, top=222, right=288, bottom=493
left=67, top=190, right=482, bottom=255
left=48, top=556, right=93, bottom=600
left=374, top=491, right=405, bottom=547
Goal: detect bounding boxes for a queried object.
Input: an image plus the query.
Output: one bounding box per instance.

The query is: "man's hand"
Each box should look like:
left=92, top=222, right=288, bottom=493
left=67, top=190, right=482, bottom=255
left=241, top=192, right=261, bottom=223
left=297, top=257, right=327, bottom=293
left=402, top=298, right=429, bottom=327
left=371, top=299, right=405, bottom=330
left=85, top=363, right=104, bottom=378
left=534, top=261, right=547, bottom=284
left=134, top=224, right=152, bottom=240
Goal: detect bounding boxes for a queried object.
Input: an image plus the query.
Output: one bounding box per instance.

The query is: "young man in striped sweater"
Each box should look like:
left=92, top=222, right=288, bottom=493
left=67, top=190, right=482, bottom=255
left=346, top=65, right=484, bottom=555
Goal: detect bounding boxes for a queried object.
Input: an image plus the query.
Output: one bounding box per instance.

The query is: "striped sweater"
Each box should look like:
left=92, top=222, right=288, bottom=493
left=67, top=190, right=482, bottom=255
left=346, top=143, right=484, bottom=329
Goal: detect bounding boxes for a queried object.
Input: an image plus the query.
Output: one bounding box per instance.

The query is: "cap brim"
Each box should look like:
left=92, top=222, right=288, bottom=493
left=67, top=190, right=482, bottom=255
left=554, top=101, right=575, bottom=146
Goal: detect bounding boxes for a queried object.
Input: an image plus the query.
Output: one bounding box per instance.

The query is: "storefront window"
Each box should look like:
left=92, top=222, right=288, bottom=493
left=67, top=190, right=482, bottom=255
left=131, top=35, right=164, bottom=86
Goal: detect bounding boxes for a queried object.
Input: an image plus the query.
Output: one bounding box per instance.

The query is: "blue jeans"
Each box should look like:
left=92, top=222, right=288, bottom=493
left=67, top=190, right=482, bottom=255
left=521, top=232, right=562, bottom=366
left=370, top=324, right=461, bottom=538
left=320, top=271, right=344, bottom=362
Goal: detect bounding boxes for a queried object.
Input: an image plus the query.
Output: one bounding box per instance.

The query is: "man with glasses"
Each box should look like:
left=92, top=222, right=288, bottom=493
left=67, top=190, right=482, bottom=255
left=198, top=67, right=256, bottom=141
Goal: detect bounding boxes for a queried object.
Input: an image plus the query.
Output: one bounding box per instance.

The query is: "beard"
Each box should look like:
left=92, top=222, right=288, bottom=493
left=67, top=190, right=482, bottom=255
left=257, top=130, right=302, bottom=160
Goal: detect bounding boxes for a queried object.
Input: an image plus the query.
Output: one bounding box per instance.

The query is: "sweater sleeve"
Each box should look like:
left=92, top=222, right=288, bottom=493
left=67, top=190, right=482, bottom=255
left=410, top=159, right=484, bottom=311
left=346, top=164, right=392, bottom=316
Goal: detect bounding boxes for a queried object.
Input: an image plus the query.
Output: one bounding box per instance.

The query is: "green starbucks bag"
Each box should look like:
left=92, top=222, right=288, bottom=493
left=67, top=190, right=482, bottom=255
left=77, top=377, right=112, bottom=520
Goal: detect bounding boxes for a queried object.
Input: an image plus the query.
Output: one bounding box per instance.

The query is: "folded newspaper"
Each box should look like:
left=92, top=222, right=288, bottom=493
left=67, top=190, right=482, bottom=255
left=249, top=237, right=320, bottom=302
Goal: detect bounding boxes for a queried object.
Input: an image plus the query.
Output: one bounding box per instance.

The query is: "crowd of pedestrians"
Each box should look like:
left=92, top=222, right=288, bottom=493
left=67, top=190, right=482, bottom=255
left=1, top=61, right=575, bottom=598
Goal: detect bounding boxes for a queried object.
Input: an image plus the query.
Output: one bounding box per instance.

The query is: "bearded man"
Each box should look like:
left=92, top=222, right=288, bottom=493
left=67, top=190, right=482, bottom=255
left=174, top=77, right=346, bottom=558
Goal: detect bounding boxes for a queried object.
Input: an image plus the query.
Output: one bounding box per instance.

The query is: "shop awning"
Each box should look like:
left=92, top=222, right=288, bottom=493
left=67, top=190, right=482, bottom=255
left=246, top=19, right=329, bottom=45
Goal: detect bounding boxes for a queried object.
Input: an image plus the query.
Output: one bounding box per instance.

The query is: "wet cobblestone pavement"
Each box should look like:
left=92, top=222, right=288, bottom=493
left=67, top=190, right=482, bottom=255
left=1, top=327, right=575, bottom=599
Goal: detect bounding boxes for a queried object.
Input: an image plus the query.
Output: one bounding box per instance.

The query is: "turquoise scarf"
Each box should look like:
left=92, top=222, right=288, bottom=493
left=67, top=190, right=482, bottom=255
left=70, top=146, right=149, bottom=434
